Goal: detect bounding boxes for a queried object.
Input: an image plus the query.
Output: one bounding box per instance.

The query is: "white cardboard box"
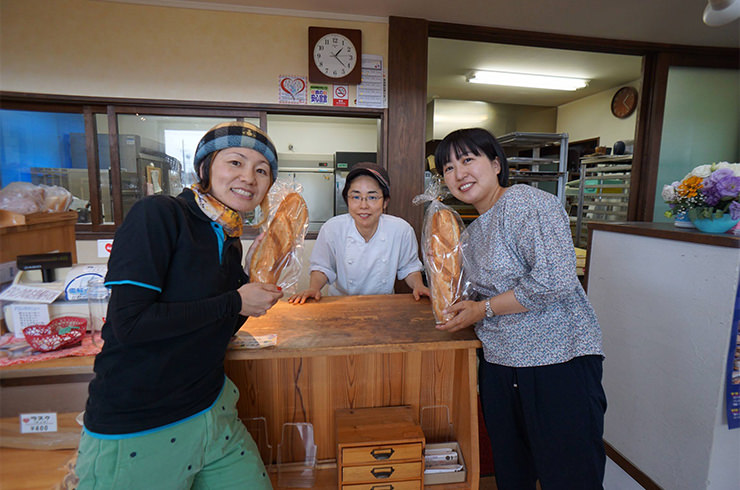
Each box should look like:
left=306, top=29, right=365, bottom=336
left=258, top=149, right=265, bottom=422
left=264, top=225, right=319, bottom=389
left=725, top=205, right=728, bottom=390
left=423, top=441, right=467, bottom=485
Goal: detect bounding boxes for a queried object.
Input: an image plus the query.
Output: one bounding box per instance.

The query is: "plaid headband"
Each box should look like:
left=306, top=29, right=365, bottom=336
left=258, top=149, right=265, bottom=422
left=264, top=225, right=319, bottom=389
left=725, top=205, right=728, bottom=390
left=193, top=122, right=278, bottom=182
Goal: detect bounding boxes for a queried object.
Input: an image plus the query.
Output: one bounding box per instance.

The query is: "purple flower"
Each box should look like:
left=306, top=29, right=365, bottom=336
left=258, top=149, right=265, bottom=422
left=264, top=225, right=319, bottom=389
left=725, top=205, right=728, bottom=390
left=730, top=201, right=740, bottom=220
left=701, top=168, right=740, bottom=207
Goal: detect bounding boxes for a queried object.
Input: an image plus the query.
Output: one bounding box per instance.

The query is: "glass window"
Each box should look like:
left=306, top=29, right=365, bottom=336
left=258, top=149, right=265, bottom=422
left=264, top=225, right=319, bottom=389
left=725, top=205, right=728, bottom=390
left=0, top=109, right=92, bottom=222
left=110, top=115, right=260, bottom=222
left=653, top=67, right=740, bottom=221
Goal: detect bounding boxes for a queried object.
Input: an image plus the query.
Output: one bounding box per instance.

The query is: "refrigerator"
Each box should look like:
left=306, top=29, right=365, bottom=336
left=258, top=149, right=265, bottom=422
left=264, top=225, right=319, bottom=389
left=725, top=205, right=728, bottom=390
left=334, top=151, right=377, bottom=216
left=277, top=154, right=335, bottom=233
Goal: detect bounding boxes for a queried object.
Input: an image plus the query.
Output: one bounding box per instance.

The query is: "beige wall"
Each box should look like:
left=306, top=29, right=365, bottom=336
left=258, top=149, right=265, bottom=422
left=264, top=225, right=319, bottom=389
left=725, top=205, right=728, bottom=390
left=5, top=0, right=387, bottom=292
left=556, top=80, right=640, bottom=147
left=0, top=0, right=388, bottom=104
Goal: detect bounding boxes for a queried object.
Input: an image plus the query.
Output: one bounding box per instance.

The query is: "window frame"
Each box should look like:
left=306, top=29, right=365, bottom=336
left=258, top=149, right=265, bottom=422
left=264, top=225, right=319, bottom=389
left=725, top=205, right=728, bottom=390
left=1, top=92, right=385, bottom=239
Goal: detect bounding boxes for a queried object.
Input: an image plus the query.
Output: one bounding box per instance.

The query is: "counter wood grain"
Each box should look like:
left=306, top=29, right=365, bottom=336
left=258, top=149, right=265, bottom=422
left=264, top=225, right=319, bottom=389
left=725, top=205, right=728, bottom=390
left=228, top=294, right=480, bottom=360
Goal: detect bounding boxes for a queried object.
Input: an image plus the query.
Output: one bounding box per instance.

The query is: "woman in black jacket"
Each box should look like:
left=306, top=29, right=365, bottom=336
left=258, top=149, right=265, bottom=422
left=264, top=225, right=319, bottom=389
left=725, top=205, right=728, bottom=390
left=76, top=122, right=283, bottom=489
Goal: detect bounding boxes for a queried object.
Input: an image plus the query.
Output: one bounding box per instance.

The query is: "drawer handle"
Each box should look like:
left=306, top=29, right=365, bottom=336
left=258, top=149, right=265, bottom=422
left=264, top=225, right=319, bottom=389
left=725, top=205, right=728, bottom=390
left=370, top=467, right=395, bottom=479
left=370, top=447, right=395, bottom=460
left=370, top=486, right=394, bottom=490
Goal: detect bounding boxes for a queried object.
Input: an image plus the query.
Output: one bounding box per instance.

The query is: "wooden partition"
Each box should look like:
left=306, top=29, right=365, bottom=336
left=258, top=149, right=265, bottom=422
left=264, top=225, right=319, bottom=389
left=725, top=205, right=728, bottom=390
left=224, top=294, right=481, bottom=489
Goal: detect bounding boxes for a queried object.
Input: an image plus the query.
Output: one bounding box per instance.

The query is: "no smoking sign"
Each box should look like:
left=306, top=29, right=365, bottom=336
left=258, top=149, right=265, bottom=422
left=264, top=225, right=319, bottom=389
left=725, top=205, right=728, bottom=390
left=333, top=85, right=349, bottom=107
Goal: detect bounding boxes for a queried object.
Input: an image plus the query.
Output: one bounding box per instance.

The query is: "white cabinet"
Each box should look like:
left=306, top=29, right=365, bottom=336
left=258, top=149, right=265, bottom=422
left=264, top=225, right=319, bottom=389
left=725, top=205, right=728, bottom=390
left=587, top=223, right=740, bottom=490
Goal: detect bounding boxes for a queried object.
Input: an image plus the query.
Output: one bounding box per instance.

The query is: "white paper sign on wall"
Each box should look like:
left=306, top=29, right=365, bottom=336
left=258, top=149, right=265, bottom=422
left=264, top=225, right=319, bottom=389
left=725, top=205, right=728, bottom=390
left=20, top=412, right=58, bottom=433
left=97, top=239, right=113, bottom=258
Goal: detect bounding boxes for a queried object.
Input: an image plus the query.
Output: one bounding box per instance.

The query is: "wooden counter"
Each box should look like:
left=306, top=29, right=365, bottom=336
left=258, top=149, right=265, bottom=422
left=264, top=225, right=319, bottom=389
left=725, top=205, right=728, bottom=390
left=226, top=294, right=482, bottom=489
left=1, top=294, right=482, bottom=489
left=587, top=221, right=739, bottom=248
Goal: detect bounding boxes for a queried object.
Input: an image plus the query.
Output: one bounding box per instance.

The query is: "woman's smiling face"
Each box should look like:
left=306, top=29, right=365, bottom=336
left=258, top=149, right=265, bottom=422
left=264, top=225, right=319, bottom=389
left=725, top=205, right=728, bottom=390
left=347, top=175, right=386, bottom=233
left=442, top=150, right=501, bottom=214
left=205, top=148, right=272, bottom=213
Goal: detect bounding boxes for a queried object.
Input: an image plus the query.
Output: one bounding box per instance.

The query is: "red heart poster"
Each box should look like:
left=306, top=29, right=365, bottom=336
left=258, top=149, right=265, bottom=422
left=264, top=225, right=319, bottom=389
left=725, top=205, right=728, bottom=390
left=278, top=75, right=307, bottom=104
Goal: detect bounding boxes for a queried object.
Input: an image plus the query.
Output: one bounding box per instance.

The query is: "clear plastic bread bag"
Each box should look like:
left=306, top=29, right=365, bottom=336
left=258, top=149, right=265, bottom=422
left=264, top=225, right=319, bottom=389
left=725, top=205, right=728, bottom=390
left=247, top=178, right=309, bottom=295
left=413, top=178, right=468, bottom=324
left=0, top=182, right=46, bottom=214
left=40, top=184, right=73, bottom=212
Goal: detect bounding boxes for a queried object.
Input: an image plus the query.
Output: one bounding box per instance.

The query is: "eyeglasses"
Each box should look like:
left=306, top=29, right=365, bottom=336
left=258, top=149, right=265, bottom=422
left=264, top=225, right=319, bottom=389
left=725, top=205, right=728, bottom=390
left=348, top=195, right=382, bottom=203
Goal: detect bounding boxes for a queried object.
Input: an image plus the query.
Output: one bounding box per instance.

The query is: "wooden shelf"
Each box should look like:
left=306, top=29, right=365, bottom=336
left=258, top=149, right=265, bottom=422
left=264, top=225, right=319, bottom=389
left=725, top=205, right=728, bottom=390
left=0, top=211, right=78, bottom=263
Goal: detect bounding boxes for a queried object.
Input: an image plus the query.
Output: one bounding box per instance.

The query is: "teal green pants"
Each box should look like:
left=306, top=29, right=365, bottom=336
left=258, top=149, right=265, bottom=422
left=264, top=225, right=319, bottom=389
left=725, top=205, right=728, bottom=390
left=76, top=377, right=271, bottom=489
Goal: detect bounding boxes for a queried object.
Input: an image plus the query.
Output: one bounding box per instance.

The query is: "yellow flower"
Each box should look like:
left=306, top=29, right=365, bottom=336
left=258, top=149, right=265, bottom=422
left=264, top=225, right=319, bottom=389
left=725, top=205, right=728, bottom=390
left=677, top=175, right=703, bottom=198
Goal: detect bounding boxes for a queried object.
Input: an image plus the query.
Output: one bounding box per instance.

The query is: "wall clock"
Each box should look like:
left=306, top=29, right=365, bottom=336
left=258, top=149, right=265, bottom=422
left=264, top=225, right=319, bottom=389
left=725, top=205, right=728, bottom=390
left=308, top=27, right=362, bottom=85
left=611, top=86, right=638, bottom=119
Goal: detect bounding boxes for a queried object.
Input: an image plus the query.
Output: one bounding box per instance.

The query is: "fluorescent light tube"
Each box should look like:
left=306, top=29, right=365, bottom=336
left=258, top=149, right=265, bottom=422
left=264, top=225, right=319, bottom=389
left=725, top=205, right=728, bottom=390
left=466, top=70, right=589, bottom=91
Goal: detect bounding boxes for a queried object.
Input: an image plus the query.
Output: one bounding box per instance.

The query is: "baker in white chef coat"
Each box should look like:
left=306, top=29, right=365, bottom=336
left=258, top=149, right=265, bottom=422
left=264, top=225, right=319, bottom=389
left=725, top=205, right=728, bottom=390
left=288, top=162, right=429, bottom=304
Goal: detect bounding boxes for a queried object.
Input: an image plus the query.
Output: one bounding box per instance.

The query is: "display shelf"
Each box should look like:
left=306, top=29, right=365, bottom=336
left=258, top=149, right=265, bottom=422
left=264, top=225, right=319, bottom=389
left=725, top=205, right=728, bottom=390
left=498, top=132, right=569, bottom=205
left=573, top=155, right=632, bottom=247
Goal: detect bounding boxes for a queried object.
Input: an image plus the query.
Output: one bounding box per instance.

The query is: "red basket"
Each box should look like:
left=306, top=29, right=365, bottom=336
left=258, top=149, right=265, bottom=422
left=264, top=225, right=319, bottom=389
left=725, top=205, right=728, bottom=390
left=23, top=316, right=87, bottom=352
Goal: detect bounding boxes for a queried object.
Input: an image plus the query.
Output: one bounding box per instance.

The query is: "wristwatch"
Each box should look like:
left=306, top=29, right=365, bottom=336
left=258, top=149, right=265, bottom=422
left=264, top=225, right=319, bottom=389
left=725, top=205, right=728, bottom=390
left=484, top=298, right=495, bottom=318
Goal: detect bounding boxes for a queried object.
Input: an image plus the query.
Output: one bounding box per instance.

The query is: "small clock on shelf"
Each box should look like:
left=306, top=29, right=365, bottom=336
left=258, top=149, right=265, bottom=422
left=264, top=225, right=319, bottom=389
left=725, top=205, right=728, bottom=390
left=611, top=86, right=638, bottom=119
left=308, top=26, right=362, bottom=85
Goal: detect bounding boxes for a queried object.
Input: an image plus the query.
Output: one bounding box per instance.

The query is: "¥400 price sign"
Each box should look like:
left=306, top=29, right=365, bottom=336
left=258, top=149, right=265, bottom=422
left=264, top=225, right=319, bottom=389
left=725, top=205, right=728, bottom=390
left=19, top=412, right=58, bottom=433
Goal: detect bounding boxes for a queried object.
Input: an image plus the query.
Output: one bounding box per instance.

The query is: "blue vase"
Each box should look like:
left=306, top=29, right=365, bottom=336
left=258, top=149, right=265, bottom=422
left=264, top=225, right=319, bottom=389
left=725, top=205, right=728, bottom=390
left=673, top=211, right=695, bottom=228
left=690, top=214, right=740, bottom=234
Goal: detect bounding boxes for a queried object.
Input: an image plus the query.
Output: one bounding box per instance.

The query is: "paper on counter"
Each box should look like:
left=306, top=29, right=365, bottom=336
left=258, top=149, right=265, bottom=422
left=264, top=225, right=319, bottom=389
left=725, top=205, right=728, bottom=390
left=228, top=332, right=277, bottom=350
left=5, top=304, right=50, bottom=338
left=0, top=285, right=62, bottom=304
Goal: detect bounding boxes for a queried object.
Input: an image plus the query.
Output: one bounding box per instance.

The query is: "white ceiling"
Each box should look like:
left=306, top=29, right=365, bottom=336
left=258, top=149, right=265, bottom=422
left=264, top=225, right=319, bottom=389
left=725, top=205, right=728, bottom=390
left=428, top=39, right=643, bottom=107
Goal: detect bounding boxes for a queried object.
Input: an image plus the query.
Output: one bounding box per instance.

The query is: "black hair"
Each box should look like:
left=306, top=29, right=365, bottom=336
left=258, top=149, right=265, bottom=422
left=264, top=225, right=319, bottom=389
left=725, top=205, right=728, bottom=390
left=433, top=128, right=509, bottom=187
left=197, top=152, right=217, bottom=191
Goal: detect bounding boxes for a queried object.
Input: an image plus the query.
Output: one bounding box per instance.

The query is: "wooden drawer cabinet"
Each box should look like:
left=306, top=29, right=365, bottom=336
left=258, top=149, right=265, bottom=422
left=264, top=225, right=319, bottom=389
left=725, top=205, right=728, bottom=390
left=336, top=406, right=425, bottom=489
left=343, top=461, right=423, bottom=483
left=342, top=443, right=423, bottom=465
left=342, top=480, right=421, bottom=490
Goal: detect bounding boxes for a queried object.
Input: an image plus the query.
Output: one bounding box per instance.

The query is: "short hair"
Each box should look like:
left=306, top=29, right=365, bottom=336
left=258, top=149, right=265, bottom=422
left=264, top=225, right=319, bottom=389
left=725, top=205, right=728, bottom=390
left=433, top=128, right=509, bottom=187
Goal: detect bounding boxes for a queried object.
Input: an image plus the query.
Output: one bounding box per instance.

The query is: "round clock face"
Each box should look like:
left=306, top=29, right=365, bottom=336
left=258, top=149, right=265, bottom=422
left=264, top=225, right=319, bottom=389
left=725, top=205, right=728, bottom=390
left=611, top=86, right=638, bottom=119
left=313, top=33, right=357, bottom=79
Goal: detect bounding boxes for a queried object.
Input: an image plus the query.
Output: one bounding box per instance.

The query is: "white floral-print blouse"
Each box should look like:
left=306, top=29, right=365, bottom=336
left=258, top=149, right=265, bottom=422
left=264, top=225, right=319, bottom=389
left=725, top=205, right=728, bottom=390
left=462, top=184, right=604, bottom=367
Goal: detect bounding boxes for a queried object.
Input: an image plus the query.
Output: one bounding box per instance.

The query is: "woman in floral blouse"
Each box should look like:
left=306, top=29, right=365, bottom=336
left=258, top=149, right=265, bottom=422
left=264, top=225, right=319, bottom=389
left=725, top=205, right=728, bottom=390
left=434, top=127, right=606, bottom=490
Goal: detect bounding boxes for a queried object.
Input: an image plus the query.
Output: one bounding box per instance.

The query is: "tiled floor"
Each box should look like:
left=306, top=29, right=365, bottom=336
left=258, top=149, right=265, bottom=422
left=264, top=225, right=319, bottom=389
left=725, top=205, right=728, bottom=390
left=477, top=457, right=643, bottom=489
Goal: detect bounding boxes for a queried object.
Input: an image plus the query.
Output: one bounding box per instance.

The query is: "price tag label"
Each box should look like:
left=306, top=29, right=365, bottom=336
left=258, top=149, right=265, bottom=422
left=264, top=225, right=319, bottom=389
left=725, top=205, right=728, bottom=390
left=19, top=412, right=58, bottom=433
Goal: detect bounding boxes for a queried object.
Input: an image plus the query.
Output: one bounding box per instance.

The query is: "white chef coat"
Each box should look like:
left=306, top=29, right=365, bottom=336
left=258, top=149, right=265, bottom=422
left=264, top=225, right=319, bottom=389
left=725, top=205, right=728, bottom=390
left=310, top=213, right=423, bottom=296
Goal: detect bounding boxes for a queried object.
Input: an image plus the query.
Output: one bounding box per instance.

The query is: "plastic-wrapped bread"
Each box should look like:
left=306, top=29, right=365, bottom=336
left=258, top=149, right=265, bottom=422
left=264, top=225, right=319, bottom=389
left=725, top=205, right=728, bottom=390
left=249, top=192, right=308, bottom=284
left=426, top=208, right=463, bottom=324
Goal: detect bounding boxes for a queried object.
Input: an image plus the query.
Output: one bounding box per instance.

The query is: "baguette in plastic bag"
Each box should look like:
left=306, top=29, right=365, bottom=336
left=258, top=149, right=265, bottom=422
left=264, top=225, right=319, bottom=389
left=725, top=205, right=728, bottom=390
left=248, top=180, right=309, bottom=291
left=413, top=179, right=466, bottom=324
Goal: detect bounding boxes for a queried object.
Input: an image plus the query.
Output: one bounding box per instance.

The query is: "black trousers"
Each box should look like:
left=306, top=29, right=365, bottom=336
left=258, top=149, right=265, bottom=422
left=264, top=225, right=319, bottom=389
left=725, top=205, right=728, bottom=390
left=478, top=351, right=607, bottom=490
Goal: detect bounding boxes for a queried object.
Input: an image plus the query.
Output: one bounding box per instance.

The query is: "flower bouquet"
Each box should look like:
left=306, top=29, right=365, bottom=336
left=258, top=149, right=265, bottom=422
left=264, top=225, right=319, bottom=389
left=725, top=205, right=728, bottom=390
left=662, top=162, right=740, bottom=233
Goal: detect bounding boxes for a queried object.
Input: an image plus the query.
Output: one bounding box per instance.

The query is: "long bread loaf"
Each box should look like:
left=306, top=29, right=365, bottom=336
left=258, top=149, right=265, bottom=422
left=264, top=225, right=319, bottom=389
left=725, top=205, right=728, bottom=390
left=249, top=192, right=308, bottom=284
left=427, top=208, right=462, bottom=323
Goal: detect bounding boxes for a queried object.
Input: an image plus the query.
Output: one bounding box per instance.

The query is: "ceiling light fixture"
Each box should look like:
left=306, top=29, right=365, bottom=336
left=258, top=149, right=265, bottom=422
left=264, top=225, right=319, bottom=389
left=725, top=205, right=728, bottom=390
left=703, top=0, right=740, bottom=26
left=466, top=70, right=590, bottom=91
